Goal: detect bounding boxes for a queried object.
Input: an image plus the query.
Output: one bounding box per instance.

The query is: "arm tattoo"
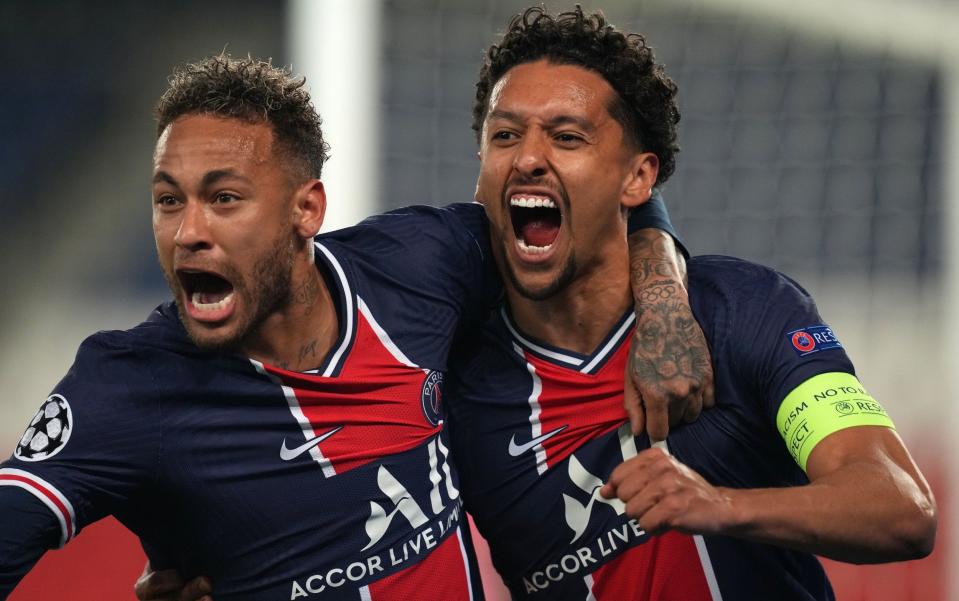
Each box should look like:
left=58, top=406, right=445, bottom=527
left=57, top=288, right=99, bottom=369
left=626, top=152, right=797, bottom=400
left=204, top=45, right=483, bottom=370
left=627, top=228, right=712, bottom=406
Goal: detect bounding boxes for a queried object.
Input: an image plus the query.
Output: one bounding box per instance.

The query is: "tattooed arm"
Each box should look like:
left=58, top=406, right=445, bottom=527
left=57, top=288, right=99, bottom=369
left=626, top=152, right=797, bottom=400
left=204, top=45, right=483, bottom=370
left=627, top=229, right=714, bottom=440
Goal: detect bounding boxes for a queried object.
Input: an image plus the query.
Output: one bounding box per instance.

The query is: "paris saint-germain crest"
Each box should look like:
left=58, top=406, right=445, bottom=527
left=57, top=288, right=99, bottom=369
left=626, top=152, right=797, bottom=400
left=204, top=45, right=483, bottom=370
left=420, top=370, right=444, bottom=426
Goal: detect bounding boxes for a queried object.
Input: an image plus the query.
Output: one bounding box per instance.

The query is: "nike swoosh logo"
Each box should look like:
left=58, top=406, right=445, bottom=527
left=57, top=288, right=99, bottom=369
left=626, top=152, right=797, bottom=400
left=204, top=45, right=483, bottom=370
left=508, top=425, right=568, bottom=457
left=280, top=426, right=343, bottom=461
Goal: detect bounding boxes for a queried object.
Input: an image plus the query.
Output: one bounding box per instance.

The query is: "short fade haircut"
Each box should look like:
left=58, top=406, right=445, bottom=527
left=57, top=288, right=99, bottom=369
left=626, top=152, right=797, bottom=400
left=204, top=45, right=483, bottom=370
left=472, top=5, right=680, bottom=185
left=155, top=54, right=330, bottom=179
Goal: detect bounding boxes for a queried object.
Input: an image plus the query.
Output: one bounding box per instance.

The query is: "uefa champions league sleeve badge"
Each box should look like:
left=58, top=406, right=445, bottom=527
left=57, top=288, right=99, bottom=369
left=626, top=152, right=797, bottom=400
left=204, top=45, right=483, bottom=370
left=14, top=394, right=74, bottom=462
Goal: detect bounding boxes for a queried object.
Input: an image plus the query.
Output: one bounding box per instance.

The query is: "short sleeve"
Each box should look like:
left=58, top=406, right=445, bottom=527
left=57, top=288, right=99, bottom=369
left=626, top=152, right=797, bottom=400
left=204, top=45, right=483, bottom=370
left=702, top=260, right=857, bottom=426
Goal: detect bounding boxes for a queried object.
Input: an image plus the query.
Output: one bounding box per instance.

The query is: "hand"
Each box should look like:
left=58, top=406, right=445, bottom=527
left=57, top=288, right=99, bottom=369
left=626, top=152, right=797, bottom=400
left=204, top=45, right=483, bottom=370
left=599, top=447, right=733, bottom=536
left=134, top=561, right=213, bottom=601
left=625, top=288, right=714, bottom=440
left=626, top=232, right=714, bottom=440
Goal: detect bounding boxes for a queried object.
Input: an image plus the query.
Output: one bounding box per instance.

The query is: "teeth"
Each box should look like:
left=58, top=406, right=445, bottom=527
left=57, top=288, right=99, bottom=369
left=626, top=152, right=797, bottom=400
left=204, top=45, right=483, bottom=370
left=510, top=195, right=556, bottom=209
left=518, top=239, right=552, bottom=254
left=191, top=291, right=235, bottom=312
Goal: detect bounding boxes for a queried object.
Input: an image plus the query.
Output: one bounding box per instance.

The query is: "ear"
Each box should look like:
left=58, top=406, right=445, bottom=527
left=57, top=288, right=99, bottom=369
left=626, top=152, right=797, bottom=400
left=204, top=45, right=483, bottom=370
left=292, top=179, right=327, bottom=239
left=621, top=152, right=659, bottom=209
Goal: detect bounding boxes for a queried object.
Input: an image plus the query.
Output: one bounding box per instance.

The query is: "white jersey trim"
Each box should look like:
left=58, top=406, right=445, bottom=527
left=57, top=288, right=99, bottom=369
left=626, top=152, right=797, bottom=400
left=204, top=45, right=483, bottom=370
left=0, top=467, right=76, bottom=547
left=358, top=296, right=419, bottom=369
left=513, top=342, right=549, bottom=475
left=580, top=313, right=635, bottom=374
left=250, top=360, right=337, bottom=478
left=694, top=534, right=724, bottom=601
left=503, top=308, right=635, bottom=374
left=584, top=573, right=598, bottom=600
left=315, top=241, right=355, bottom=377
left=456, top=526, right=476, bottom=601
left=502, top=308, right=582, bottom=367
left=656, top=439, right=723, bottom=601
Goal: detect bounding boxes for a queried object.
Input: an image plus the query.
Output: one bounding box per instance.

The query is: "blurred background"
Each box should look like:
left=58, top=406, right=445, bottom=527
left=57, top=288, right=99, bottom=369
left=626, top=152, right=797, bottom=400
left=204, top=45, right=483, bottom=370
left=1, top=0, right=954, bottom=598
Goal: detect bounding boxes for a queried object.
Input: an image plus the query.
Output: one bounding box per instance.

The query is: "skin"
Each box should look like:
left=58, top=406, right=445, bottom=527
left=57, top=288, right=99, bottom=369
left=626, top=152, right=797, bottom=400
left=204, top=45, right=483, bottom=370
left=152, top=114, right=337, bottom=370
left=476, top=60, right=661, bottom=353
left=600, top=428, right=936, bottom=563
left=473, top=61, right=935, bottom=564
left=626, top=228, right=713, bottom=438
left=476, top=61, right=712, bottom=439
left=135, top=63, right=717, bottom=601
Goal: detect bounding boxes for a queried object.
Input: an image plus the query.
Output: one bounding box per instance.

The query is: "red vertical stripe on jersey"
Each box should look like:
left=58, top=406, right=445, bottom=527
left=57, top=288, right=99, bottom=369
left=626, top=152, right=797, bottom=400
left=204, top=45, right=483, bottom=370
left=589, top=531, right=713, bottom=600
left=264, top=310, right=442, bottom=475
left=367, top=528, right=473, bottom=600
left=523, top=341, right=631, bottom=469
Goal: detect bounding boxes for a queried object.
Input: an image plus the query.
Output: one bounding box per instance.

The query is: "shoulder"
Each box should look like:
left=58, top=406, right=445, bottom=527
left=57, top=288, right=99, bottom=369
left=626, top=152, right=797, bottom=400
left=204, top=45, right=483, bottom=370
left=688, top=255, right=814, bottom=315
left=67, top=303, right=195, bottom=387
left=688, top=255, right=804, bottom=292
left=318, top=203, right=488, bottom=252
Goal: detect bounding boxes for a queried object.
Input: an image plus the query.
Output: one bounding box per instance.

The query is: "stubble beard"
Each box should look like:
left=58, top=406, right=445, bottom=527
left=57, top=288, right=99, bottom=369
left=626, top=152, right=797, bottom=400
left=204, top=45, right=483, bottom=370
left=164, top=235, right=296, bottom=353
left=503, top=245, right=578, bottom=302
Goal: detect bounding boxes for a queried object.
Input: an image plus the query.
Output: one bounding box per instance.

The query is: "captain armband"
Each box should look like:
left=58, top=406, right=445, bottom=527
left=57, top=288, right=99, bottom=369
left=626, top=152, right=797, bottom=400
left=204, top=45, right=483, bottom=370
left=775, top=372, right=895, bottom=472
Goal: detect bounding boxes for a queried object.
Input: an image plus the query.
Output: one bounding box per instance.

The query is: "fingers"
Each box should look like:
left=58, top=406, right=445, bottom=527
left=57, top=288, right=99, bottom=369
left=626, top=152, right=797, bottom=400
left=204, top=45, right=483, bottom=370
left=135, top=566, right=185, bottom=600
left=602, top=448, right=669, bottom=498
left=681, top=390, right=703, bottom=424
left=623, top=375, right=645, bottom=436
left=627, top=499, right=672, bottom=536
left=644, top=395, right=669, bottom=443
left=599, top=481, right=616, bottom=499
left=702, top=375, right=716, bottom=409
left=179, top=577, right=214, bottom=601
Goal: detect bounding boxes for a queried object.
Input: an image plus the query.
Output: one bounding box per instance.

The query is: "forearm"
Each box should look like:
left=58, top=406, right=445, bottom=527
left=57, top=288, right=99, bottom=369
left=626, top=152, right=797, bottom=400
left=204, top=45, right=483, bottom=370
left=0, top=487, right=60, bottom=595
left=722, top=449, right=935, bottom=563
left=628, top=228, right=686, bottom=293
left=626, top=228, right=712, bottom=434
left=628, top=229, right=696, bottom=357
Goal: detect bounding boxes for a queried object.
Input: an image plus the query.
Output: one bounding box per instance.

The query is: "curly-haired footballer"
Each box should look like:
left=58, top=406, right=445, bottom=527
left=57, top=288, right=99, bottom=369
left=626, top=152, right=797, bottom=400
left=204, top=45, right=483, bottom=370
left=0, top=44, right=705, bottom=599
left=448, top=6, right=935, bottom=600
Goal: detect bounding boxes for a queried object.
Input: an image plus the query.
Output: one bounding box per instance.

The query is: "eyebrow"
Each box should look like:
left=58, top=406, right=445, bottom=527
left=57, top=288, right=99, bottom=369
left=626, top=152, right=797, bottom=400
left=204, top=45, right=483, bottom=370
left=152, top=171, right=179, bottom=186
left=152, top=169, right=251, bottom=189
left=198, top=169, right=251, bottom=190
left=488, top=109, right=596, bottom=133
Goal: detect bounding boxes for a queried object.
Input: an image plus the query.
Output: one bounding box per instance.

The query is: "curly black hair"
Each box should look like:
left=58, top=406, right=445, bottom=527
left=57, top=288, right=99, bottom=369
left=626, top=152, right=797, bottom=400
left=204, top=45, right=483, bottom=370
left=472, top=5, right=680, bottom=185
left=156, top=54, right=330, bottom=179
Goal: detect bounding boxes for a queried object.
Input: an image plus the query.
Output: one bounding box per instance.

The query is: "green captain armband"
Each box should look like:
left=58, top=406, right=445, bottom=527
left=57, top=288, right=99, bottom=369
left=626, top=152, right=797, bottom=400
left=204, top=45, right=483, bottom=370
left=776, top=372, right=895, bottom=472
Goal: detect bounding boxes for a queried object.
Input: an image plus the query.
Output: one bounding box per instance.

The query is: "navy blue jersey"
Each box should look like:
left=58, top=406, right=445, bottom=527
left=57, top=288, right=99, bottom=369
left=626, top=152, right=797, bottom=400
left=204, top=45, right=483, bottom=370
left=448, top=256, right=852, bottom=600
left=0, top=196, right=678, bottom=599
left=0, top=204, right=495, bottom=600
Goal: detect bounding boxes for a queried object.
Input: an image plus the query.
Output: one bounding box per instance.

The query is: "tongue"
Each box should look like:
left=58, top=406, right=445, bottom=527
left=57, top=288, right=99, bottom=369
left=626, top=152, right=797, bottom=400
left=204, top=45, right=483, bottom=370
left=522, top=219, right=560, bottom=248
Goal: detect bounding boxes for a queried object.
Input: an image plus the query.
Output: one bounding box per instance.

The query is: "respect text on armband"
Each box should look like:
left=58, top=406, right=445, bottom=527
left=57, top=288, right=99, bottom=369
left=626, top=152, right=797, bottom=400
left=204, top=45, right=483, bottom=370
left=777, top=372, right=894, bottom=470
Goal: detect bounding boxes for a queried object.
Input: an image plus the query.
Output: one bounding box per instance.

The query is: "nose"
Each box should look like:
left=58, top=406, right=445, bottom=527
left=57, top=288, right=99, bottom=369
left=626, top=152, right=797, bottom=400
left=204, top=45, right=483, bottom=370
left=513, top=132, right=549, bottom=178
left=174, top=200, right=212, bottom=251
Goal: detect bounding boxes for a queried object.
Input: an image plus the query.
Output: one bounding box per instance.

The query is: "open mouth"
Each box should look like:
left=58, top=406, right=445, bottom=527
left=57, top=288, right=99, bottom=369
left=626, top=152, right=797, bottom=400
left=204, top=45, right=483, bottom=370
left=509, top=195, right=562, bottom=255
left=177, top=269, right=236, bottom=318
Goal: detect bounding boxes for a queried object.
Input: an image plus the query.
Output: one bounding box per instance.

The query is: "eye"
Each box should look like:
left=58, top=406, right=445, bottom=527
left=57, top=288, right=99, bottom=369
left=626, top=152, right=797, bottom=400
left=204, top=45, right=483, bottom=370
left=154, top=194, right=180, bottom=209
left=213, top=192, right=239, bottom=204
left=555, top=132, right=585, bottom=147
left=492, top=130, right=517, bottom=142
